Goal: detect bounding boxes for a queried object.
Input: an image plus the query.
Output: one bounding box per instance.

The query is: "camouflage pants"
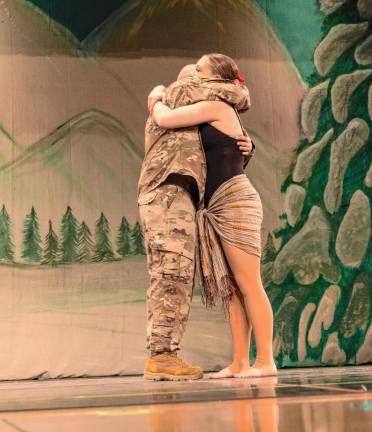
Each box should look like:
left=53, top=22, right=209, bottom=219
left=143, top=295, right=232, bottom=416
left=138, top=183, right=196, bottom=354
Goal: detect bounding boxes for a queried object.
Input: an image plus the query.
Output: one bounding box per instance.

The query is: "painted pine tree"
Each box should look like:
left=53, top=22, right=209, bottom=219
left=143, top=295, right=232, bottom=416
left=77, top=221, right=94, bottom=262
left=92, top=212, right=115, bottom=262
left=58, top=206, right=79, bottom=263
left=21, top=206, right=42, bottom=262
left=116, top=216, right=131, bottom=258
left=42, top=220, right=59, bottom=265
left=130, top=221, right=145, bottom=255
left=266, top=1, right=372, bottom=366
left=0, top=204, right=14, bottom=261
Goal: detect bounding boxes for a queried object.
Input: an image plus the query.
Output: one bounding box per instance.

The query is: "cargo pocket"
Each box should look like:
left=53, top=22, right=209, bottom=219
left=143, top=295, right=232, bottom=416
left=149, top=233, right=194, bottom=283
left=159, top=250, right=193, bottom=283
left=161, top=251, right=181, bottom=276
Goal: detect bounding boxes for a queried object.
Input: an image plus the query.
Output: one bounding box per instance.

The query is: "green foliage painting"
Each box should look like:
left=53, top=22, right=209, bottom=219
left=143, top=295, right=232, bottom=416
left=59, top=206, right=80, bottom=263
left=42, top=220, right=59, bottom=265
left=130, top=221, right=146, bottom=256
left=0, top=205, right=145, bottom=266
left=261, top=0, right=372, bottom=367
left=21, top=207, right=42, bottom=262
left=92, top=213, right=115, bottom=262
left=77, top=221, right=95, bottom=263
left=0, top=205, right=15, bottom=261
left=116, top=216, right=132, bottom=257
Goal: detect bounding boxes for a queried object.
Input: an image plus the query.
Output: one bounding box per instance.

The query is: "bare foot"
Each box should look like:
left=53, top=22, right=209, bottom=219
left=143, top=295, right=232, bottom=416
left=209, top=367, right=234, bottom=379
left=209, top=362, right=250, bottom=379
left=234, top=362, right=277, bottom=378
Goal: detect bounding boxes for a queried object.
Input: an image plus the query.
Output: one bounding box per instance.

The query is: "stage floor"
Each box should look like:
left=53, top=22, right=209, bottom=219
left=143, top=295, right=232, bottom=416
left=0, top=366, right=371, bottom=431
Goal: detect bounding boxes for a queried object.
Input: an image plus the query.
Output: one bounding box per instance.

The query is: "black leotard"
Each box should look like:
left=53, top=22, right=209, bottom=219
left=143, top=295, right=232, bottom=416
left=199, top=122, right=245, bottom=207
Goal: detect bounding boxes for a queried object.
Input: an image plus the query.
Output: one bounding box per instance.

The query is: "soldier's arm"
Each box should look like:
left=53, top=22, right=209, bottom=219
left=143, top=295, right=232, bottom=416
left=152, top=100, right=219, bottom=129
left=161, top=77, right=253, bottom=159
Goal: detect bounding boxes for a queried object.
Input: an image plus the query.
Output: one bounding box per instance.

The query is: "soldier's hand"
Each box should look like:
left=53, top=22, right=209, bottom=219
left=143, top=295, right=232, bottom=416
left=236, top=133, right=253, bottom=156
left=148, top=85, right=166, bottom=114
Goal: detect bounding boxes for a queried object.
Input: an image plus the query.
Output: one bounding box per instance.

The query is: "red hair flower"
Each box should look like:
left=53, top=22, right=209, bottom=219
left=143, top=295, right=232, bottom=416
left=236, top=73, right=245, bottom=83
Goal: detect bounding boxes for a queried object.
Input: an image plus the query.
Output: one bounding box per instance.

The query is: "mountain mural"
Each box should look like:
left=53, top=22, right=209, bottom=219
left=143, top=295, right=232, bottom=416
left=0, top=109, right=143, bottom=261
left=20, top=0, right=323, bottom=83
left=0, top=0, right=76, bottom=55
left=79, top=0, right=309, bottom=243
left=1, top=0, right=308, bottom=245
left=26, top=0, right=126, bottom=43
left=81, top=0, right=303, bottom=66
left=0, top=125, right=18, bottom=167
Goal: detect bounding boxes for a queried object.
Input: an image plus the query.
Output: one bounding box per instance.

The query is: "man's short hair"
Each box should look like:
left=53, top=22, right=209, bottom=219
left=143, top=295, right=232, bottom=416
left=177, top=64, right=196, bottom=80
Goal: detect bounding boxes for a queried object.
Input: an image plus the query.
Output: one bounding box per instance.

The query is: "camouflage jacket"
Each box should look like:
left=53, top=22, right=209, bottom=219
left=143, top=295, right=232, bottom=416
left=137, top=76, right=254, bottom=207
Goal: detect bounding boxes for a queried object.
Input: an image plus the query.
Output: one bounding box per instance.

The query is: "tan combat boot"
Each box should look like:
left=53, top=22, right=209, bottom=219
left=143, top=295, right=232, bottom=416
left=144, top=352, right=203, bottom=381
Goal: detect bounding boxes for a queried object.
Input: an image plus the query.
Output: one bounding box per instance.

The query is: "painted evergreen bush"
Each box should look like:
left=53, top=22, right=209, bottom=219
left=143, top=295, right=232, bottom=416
left=77, top=221, right=95, bottom=262
left=265, top=0, right=372, bottom=366
left=92, top=212, right=115, bottom=262
left=116, top=216, right=131, bottom=257
left=42, top=220, right=59, bottom=265
left=21, top=206, right=42, bottom=262
left=0, top=201, right=145, bottom=265
left=0, top=205, right=14, bottom=261
left=130, top=221, right=145, bottom=255
left=58, top=206, right=79, bottom=263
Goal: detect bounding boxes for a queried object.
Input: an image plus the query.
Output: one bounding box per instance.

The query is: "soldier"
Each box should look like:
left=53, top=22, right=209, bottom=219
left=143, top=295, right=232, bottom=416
left=138, top=64, right=254, bottom=380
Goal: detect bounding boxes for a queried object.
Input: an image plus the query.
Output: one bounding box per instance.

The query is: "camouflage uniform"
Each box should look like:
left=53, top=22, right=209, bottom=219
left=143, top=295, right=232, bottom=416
left=138, top=76, right=252, bottom=354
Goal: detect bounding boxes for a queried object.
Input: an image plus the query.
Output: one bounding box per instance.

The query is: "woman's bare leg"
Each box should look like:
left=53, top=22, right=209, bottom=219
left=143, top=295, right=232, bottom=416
left=220, top=239, right=277, bottom=375
left=229, top=294, right=252, bottom=372
left=210, top=294, right=252, bottom=378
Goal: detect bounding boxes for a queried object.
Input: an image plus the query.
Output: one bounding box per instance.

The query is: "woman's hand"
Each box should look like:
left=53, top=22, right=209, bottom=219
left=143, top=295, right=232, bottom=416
left=148, top=85, right=166, bottom=114
left=236, top=133, right=253, bottom=156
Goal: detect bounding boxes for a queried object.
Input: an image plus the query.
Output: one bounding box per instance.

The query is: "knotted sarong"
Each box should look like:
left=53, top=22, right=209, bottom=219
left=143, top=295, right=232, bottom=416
left=196, top=174, right=263, bottom=316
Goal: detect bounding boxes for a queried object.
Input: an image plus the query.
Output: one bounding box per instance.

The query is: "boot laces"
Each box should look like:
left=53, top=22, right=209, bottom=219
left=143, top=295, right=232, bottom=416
left=174, top=355, right=191, bottom=368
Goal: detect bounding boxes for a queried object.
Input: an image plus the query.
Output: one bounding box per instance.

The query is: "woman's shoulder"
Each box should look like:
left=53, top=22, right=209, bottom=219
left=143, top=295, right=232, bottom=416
left=198, top=100, right=235, bottom=122
left=202, top=99, right=234, bottom=111
left=213, top=100, right=238, bottom=117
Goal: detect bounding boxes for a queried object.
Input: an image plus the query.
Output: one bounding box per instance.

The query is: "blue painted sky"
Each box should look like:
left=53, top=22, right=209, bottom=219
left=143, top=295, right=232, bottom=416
left=27, top=0, right=323, bottom=80
left=27, top=0, right=125, bottom=40
left=256, top=0, right=323, bottom=79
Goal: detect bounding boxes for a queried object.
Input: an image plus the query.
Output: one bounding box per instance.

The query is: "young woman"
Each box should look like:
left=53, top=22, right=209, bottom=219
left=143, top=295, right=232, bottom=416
left=151, top=53, right=277, bottom=378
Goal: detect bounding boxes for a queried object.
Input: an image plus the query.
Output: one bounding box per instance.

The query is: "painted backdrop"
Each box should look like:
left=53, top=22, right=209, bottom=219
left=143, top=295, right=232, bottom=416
left=0, top=0, right=370, bottom=379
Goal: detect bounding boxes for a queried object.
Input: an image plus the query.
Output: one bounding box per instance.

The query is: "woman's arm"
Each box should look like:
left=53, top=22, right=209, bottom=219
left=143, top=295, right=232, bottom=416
left=148, top=85, right=166, bottom=113
left=152, top=101, right=221, bottom=129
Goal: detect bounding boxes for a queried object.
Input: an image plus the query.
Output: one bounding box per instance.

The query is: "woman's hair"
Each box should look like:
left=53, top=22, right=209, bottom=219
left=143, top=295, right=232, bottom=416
left=204, top=53, right=239, bottom=80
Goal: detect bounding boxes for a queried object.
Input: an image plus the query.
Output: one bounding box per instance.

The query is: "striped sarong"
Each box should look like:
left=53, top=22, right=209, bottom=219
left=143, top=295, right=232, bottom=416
left=196, top=174, right=263, bottom=316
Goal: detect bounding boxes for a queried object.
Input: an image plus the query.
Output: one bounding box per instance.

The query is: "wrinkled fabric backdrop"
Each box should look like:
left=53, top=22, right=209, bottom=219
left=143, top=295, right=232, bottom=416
left=0, top=0, right=370, bottom=380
